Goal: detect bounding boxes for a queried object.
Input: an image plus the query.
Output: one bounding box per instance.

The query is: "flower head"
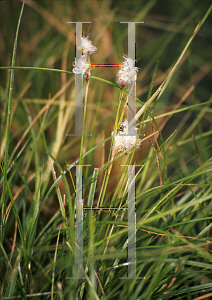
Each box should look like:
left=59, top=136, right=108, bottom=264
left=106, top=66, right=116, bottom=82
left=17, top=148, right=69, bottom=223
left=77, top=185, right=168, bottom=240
left=77, top=37, right=97, bottom=55
left=72, top=56, right=89, bottom=76
left=117, top=56, right=138, bottom=88
left=111, top=119, right=140, bottom=153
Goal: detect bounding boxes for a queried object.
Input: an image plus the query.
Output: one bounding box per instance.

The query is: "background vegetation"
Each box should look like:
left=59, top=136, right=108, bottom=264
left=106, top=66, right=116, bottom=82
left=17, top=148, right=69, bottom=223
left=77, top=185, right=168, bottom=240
left=0, top=0, right=212, bottom=299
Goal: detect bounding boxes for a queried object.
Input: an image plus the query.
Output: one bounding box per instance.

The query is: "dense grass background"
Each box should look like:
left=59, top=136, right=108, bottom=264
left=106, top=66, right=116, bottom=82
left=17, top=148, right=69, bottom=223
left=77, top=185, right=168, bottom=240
left=0, top=1, right=212, bottom=299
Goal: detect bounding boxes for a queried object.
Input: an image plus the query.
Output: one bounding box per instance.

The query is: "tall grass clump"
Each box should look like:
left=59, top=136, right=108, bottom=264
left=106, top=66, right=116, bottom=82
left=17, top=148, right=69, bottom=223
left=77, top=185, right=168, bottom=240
left=0, top=1, right=212, bottom=299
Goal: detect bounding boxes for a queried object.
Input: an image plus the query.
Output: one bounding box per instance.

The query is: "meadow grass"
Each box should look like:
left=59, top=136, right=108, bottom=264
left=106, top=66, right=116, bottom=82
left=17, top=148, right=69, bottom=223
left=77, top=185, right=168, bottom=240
left=0, top=1, right=212, bottom=299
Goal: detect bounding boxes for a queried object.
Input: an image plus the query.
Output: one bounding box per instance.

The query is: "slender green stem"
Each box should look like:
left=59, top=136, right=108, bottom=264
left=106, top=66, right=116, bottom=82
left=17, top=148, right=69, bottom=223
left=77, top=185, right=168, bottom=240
left=0, top=65, right=72, bottom=75
left=79, top=78, right=90, bottom=166
left=51, top=229, right=60, bottom=300
left=97, top=91, right=123, bottom=207
left=1, top=0, right=25, bottom=242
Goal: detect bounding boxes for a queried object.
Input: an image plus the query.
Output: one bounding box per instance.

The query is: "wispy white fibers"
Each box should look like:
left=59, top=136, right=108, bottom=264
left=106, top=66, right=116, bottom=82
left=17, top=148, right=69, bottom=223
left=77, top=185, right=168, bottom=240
left=116, top=56, right=138, bottom=88
left=72, top=56, right=89, bottom=75
left=111, top=119, right=140, bottom=153
left=77, top=36, right=97, bottom=55
left=72, top=37, right=97, bottom=78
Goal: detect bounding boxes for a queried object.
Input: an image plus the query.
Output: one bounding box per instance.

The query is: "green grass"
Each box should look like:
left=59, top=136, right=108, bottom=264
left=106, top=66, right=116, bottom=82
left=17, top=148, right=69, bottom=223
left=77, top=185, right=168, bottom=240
left=0, top=1, right=212, bottom=299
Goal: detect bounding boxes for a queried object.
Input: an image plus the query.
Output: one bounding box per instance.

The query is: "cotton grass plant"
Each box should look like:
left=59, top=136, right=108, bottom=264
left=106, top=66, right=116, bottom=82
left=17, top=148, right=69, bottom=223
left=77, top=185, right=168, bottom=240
left=0, top=1, right=212, bottom=299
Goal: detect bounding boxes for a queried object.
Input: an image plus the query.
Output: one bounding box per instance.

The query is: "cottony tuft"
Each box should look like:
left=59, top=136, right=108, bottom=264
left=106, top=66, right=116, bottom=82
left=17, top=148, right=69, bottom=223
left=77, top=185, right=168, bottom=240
left=77, top=37, right=97, bottom=55
left=111, top=119, right=140, bottom=153
left=72, top=56, right=89, bottom=76
left=117, top=56, right=138, bottom=88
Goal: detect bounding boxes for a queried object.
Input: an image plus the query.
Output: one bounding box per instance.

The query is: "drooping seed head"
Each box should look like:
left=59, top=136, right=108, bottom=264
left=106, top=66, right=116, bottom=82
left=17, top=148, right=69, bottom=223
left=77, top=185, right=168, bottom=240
left=77, top=37, right=97, bottom=55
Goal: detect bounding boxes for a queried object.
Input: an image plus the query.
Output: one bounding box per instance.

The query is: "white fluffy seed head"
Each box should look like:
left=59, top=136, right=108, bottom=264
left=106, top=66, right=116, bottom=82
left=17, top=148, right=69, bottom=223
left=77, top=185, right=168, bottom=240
left=116, top=56, right=138, bottom=88
left=72, top=56, right=89, bottom=76
left=111, top=119, right=140, bottom=153
left=77, top=37, right=97, bottom=55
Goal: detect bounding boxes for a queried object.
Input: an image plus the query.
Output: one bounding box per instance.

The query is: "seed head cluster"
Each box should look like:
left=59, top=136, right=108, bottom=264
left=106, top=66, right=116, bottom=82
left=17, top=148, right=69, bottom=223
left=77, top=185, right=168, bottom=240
left=72, top=40, right=141, bottom=156
left=72, top=37, right=97, bottom=78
